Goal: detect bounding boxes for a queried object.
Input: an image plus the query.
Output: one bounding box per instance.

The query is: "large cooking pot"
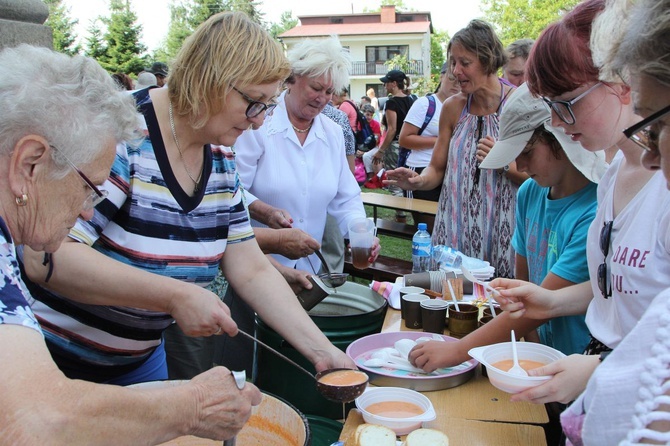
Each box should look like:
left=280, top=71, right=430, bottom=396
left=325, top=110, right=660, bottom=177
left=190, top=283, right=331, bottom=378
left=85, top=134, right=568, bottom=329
left=254, top=281, right=388, bottom=419
left=144, top=386, right=310, bottom=446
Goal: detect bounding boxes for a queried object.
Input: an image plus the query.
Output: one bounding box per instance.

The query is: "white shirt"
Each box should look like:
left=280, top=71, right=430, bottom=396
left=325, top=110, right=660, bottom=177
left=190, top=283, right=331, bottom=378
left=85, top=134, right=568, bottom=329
left=403, top=95, right=443, bottom=167
left=585, top=153, right=670, bottom=348
left=235, top=95, right=366, bottom=272
left=565, top=289, right=670, bottom=445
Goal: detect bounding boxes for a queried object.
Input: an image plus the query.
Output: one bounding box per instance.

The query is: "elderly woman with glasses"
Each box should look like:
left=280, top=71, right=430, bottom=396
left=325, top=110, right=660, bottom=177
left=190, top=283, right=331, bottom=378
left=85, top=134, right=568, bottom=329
left=0, top=44, right=266, bottom=444
left=489, top=0, right=670, bottom=418
left=19, top=12, right=354, bottom=386
left=235, top=36, right=380, bottom=279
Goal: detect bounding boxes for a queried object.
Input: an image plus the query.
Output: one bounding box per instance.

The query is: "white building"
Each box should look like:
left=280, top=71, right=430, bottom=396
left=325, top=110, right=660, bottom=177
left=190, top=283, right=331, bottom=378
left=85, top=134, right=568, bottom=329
left=279, top=5, right=433, bottom=102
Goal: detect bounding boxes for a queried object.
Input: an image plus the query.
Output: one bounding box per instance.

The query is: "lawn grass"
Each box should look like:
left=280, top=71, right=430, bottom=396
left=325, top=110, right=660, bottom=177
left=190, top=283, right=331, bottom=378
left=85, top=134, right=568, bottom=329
left=360, top=186, right=413, bottom=262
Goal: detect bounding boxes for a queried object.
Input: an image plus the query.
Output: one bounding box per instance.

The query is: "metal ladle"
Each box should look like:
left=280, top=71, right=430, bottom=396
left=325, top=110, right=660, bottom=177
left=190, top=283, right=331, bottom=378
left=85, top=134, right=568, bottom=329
left=235, top=328, right=367, bottom=403
left=310, top=249, right=349, bottom=288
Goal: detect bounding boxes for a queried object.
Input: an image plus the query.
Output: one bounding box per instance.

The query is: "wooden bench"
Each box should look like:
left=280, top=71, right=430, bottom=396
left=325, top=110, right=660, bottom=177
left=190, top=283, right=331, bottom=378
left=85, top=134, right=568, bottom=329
left=374, top=219, right=415, bottom=240
left=344, top=251, right=412, bottom=283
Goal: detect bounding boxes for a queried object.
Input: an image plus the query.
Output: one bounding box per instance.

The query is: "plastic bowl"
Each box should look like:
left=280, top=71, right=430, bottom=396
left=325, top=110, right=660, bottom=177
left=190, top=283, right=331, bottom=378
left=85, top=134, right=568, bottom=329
left=354, top=387, right=436, bottom=435
left=468, top=342, right=565, bottom=394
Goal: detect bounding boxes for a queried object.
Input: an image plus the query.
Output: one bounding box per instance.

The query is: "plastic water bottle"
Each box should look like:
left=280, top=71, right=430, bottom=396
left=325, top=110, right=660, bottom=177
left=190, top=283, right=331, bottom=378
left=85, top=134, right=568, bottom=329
left=412, top=223, right=432, bottom=273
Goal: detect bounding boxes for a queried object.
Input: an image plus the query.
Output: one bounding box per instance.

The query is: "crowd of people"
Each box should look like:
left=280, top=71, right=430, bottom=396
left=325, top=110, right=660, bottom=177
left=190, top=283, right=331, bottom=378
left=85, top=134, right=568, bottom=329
left=1, top=0, right=669, bottom=444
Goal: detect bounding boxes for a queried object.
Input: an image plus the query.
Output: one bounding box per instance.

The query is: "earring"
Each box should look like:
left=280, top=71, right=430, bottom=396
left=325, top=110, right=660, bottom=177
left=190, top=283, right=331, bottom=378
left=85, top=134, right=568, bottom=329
left=15, top=194, right=28, bottom=206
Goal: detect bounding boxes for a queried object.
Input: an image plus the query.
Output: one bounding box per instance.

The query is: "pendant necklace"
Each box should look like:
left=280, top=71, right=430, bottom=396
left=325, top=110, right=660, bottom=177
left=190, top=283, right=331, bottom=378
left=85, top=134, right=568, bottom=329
left=169, top=101, right=202, bottom=192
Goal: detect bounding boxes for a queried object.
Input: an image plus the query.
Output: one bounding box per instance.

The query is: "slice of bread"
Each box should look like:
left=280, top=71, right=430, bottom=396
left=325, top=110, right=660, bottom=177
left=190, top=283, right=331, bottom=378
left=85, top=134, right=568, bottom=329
left=348, top=423, right=397, bottom=446
left=403, top=428, right=449, bottom=446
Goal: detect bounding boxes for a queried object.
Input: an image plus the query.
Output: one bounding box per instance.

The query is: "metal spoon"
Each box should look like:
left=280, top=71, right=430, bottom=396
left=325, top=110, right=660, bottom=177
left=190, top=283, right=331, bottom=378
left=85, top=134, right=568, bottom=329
left=509, top=330, right=528, bottom=377
left=313, top=249, right=349, bottom=288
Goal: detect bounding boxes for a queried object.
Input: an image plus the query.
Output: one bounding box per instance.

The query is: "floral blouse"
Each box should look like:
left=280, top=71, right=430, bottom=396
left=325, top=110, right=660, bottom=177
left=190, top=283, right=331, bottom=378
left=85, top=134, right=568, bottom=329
left=0, top=217, right=41, bottom=333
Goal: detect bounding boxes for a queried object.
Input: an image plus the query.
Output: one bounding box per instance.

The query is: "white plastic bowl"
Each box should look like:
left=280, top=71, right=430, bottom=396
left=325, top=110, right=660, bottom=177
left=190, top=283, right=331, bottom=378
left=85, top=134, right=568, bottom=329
left=355, top=387, right=436, bottom=435
left=468, top=342, right=565, bottom=394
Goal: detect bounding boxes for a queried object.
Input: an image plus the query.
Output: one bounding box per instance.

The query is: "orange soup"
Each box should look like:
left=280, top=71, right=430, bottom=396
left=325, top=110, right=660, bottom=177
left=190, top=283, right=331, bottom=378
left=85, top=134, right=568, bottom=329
left=491, top=359, right=546, bottom=373
left=317, top=369, right=368, bottom=386
left=365, top=401, right=424, bottom=418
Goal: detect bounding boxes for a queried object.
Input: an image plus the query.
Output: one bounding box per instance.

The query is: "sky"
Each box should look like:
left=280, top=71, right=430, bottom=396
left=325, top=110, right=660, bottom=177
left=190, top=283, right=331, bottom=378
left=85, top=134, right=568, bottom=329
left=63, top=0, right=485, bottom=53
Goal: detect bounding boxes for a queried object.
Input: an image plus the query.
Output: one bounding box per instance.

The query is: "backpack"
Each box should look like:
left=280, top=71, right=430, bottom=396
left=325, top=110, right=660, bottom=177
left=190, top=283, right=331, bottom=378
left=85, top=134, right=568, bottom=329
left=398, top=94, right=436, bottom=168
left=345, top=100, right=376, bottom=151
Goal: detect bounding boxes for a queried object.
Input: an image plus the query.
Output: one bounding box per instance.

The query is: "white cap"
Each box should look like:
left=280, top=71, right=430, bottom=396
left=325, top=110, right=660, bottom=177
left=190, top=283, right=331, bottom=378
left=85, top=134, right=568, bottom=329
left=479, top=83, right=607, bottom=183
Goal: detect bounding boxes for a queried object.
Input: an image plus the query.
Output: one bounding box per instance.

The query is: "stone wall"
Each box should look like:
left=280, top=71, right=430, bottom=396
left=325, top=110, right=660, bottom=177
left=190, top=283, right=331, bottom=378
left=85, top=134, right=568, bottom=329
left=0, top=0, right=51, bottom=49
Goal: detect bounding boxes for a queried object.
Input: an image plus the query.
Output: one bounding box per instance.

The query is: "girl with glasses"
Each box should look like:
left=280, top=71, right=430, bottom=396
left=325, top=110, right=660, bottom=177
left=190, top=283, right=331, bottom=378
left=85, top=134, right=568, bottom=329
left=490, top=0, right=670, bottom=443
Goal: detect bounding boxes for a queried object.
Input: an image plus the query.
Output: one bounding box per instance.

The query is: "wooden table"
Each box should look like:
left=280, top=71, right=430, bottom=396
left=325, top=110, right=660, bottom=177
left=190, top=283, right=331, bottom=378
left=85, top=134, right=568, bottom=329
left=339, top=308, right=548, bottom=445
left=361, top=192, right=438, bottom=220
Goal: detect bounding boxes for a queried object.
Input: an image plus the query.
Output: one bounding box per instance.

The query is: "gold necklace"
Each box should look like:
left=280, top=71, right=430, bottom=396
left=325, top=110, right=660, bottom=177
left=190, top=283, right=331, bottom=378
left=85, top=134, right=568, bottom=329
left=168, top=101, right=202, bottom=192
left=291, top=123, right=312, bottom=134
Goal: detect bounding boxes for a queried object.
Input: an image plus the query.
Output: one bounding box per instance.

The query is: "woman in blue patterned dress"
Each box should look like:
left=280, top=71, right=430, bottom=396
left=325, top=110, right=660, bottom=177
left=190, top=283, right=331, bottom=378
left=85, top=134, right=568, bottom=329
left=0, top=44, right=265, bottom=445
left=387, top=20, right=528, bottom=278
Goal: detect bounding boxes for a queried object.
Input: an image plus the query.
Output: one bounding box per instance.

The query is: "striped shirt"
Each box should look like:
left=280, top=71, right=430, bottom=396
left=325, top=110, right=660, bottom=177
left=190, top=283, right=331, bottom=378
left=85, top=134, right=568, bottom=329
left=24, top=93, right=254, bottom=382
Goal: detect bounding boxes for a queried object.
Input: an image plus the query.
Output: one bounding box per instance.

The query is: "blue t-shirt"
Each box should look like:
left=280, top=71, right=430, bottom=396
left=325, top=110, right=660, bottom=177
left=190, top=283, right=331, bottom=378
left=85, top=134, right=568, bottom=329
left=512, top=180, right=598, bottom=355
left=0, top=217, right=41, bottom=333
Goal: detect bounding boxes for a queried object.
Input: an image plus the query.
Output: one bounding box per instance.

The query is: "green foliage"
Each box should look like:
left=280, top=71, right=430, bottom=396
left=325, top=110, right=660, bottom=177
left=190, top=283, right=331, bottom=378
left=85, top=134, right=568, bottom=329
left=430, top=30, right=449, bottom=75
left=157, top=0, right=265, bottom=64
left=269, top=10, right=298, bottom=40
left=482, top=0, right=580, bottom=45
left=98, top=0, right=147, bottom=74
left=44, top=0, right=81, bottom=55
left=84, top=19, right=107, bottom=60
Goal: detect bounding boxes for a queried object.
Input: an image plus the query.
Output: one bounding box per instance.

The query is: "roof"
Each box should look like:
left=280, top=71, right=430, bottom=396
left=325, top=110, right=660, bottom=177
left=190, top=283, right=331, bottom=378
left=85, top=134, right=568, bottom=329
left=280, top=21, right=431, bottom=38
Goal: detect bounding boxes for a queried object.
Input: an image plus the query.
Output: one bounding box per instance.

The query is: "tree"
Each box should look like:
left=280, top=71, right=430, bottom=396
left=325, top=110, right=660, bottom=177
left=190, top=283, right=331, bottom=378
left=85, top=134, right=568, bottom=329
left=84, top=19, right=107, bottom=61
left=482, top=0, right=580, bottom=45
left=44, top=0, right=80, bottom=55
left=101, top=0, right=147, bottom=74
left=269, top=10, right=297, bottom=39
left=430, top=30, right=449, bottom=76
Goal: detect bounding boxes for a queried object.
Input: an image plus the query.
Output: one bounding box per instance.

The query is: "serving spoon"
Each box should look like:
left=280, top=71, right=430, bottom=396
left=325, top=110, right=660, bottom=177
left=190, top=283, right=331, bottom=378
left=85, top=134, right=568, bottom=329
left=509, top=330, right=528, bottom=377
left=313, top=249, right=349, bottom=288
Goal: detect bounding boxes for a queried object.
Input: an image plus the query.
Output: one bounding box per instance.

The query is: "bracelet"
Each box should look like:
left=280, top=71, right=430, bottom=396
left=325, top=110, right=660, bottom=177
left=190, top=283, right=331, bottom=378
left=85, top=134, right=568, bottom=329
left=599, top=350, right=612, bottom=362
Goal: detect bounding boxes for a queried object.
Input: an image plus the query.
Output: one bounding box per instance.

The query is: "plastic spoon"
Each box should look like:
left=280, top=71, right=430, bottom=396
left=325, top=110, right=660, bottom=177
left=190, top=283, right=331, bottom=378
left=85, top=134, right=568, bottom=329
left=509, top=330, right=528, bottom=377
left=363, top=358, right=433, bottom=374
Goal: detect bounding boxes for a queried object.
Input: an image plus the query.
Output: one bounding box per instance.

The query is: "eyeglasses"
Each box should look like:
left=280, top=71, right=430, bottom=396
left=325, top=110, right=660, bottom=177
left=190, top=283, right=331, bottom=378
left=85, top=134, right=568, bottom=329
left=542, top=82, right=603, bottom=125
left=51, top=146, right=108, bottom=210
left=623, top=104, right=670, bottom=153
left=597, top=220, right=613, bottom=299
left=230, top=85, right=277, bottom=118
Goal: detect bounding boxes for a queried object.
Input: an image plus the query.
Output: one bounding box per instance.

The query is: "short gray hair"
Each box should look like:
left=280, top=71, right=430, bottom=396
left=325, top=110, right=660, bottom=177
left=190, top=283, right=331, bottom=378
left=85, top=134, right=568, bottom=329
left=0, top=45, right=141, bottom=177
left=506, top=38, right=535, bottom=61
left=361, top=104, right=375, bottom=114
left=287, top=36, right=351, bottom=92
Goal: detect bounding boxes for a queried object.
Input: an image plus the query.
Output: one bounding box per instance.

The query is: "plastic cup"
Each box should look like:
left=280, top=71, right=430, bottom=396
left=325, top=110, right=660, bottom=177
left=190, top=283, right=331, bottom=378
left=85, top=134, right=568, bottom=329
left=399, top=286, right=425, bottom=319
left=403, top=293, right=429, bottom=329
left=447, top=303, right=479, bottom=338
left=348, top=217, right=376, bottom=269
left=420, top=299, right=449, bottom=334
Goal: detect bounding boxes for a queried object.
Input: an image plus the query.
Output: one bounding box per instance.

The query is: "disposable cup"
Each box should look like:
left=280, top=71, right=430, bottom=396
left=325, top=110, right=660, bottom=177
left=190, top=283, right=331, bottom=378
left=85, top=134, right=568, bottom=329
left=348, top=217, right=376, bottom=269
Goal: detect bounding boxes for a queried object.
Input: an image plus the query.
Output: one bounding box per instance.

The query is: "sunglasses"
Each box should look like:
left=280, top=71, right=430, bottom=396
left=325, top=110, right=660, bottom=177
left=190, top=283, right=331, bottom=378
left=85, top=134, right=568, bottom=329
left=230, top=85, right=277, bottom=118
left=597, top=220, right=613, bottom=299
left=542, top=82, right=603, bottom=126
left=623, top=104, right=670, bottom=153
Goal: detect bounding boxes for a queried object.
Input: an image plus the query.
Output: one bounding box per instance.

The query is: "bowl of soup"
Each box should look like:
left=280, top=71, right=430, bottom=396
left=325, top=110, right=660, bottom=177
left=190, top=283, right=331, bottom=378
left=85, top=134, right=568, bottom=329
left=315, top=368, right=369, bottom=403
left=468, top=342, right=566, bottom=394
left=355, top=387, right=436, bottom=435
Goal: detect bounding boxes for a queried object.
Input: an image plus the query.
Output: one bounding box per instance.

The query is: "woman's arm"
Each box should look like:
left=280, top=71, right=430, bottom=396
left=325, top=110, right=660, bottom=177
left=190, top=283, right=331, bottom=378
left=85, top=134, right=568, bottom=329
left=398, top=122, right=437, bottom=150
left=1, top=325, right=261, bottom=445
left=222, top=239, right=354, bottom=371
left=22, top=242, right=237, bottom=337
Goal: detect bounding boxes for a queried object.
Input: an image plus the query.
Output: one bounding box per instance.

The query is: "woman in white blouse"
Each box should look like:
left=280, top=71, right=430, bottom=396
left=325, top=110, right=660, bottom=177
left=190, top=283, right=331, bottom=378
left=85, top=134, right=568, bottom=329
left=235, top=36, right=380, bottom=283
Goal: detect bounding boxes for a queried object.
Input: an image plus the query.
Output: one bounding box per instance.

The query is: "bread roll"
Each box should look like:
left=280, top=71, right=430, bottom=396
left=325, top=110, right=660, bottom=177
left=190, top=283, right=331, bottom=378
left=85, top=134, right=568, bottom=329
left=403, top=428, right=449, bottom=446
left=348, top=423, right=396, bottom=446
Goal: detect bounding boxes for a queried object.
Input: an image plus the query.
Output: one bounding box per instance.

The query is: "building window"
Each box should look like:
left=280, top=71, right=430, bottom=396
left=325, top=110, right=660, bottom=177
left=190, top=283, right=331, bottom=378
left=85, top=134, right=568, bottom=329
left=365, top=45, right=409, bottom=75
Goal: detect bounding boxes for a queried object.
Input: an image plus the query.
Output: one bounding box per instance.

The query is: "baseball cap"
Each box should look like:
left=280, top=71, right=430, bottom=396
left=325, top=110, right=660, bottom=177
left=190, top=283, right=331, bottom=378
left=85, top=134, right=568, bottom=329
left=148, top=62, right=168, bottom=77
left=479, top=83, right=607, bottom=183
left=380, top=69, right=407, bottom=83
